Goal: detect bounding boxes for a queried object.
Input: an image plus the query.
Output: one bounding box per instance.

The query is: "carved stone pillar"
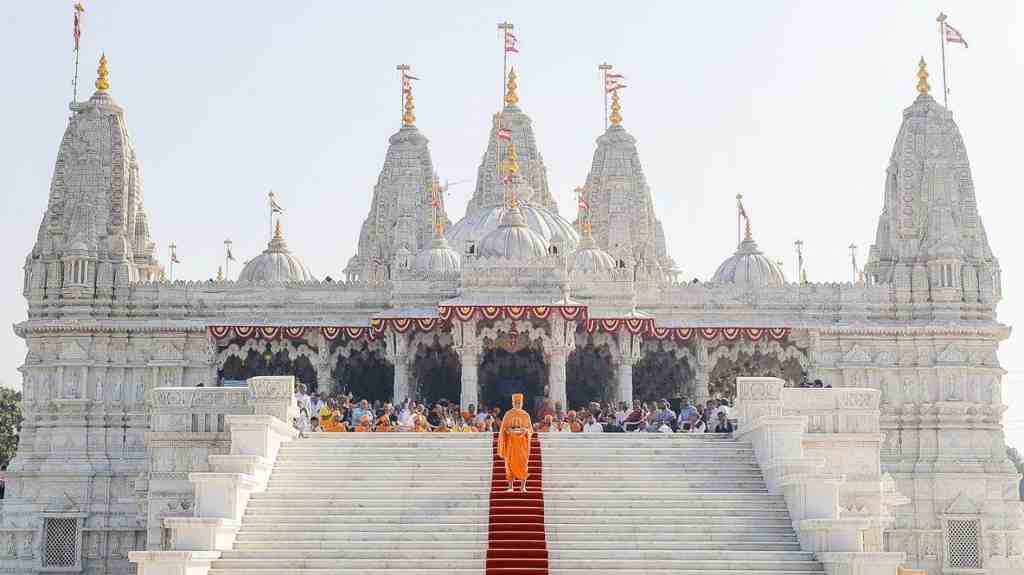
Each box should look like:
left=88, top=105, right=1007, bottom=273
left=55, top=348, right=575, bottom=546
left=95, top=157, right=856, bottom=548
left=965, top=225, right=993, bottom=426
left=693, top=340, right=710, bottom=405
left=614, top=332, right=643, bottom=406
left=313, top=332, right=334, bottom=394
left=452, top=320, right=481, bottom=410
left=386, top=333, right=412, bottom=405
left=546, top=315, right=577, bottom=410
left=547, top=346, right=570, bottom=409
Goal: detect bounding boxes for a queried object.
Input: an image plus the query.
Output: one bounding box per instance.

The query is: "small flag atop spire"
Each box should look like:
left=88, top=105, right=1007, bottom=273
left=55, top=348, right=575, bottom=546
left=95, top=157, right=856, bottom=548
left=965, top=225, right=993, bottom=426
left=943, top=20, right=968, bottom=48
left=73, top=3, right=84, bottom=51
left=95, top=53, right=109, bottom=92
left=269, top=190, right=284, bottom=214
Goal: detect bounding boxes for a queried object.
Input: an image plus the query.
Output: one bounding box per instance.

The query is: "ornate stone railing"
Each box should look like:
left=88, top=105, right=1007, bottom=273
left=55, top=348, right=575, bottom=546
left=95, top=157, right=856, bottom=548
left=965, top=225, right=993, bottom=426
left=132, top=376, right=298, bottom=575
left=735, top=377, right=908, bottom=575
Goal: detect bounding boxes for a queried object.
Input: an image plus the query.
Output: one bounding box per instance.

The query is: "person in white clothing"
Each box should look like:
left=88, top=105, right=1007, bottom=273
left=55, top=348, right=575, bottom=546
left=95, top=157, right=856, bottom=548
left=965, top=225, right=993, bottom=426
left=582, top=413, right=604, bottom=433
left=684, top=413, right=706, bottom=433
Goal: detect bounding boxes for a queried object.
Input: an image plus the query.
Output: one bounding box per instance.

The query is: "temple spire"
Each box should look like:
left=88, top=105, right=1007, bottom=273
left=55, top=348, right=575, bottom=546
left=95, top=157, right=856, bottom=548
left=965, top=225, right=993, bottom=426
left=505, top=68, right=519, bottom=106
left=609, top=90, right=622, bottom=126
left=916, top=57, right=930, bottom=94
left=95, top=53, right=110, bottom=92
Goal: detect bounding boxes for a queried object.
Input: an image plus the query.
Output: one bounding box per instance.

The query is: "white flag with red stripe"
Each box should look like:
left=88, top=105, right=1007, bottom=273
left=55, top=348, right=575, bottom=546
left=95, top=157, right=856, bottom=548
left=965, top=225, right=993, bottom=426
left=944, top=22, right=968, bottom=48
left=504, top=31, right=519, bottom=54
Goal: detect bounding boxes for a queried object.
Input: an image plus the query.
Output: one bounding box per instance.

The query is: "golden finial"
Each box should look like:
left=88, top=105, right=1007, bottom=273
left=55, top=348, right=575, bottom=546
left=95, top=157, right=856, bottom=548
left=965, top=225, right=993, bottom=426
left=609, top=90, right=622, bottom=126
left=505, top=68, right=519, bottom=106
left=801, top=268, right=808, bottom=284
left=95, top=53, right=110, bottom=92
left=503, top=142, right=520, bottom=208
left=916, top=57, right=930, bottom=94
left=402, top=89, right=416, bottom=126
left=273, top=219, right=283, bottom=239
left=216, top=266, right=224, bottom=281
left=744, top=217, right=753, bottom=241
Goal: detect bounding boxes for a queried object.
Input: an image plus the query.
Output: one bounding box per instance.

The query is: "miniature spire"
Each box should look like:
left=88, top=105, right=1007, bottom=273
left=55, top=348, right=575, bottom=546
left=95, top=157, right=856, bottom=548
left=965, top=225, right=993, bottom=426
left=609, top=90, right=622, bottom=126
left=431, top=179, right=445, bottom=236
left=216, top=266, right=224, bottom=281
left=402, top=84, right=416, bottom=126
left=505, top=68, right=519, bottom=106
left=95, top=53, right=110, bottom=92
left=916, top=57, right=930, bottom=94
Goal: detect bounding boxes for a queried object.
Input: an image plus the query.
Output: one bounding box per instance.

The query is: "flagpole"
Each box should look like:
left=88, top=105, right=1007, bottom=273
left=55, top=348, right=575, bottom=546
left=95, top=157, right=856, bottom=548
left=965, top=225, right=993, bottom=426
left=396, top=64, right=410, bottom=123
left=224, top=239, right=232, bottom=279
left=498, top=21, right=514, bottom=108
left=599, top=63, right=613, bottom=130
left=937, top=12, right=949, bottom=107
left=735, top=194, right=742, bottom=246
left=169, top=243, right=177, bottom=282
left=73, top=45, right=80, bottom=103
left=794, top=240, right=804, bottom=284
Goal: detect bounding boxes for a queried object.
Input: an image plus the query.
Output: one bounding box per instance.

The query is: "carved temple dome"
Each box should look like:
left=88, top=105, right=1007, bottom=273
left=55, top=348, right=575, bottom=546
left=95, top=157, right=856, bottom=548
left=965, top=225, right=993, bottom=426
left=477, top=205, right=550, bottom=260
left=238, top=222, right=317, bottom=283
left=570, top=232, right=617, bottom=274
left=711, top=226, right=786, bottom=288
left=413, top=233, right=462, bottom=278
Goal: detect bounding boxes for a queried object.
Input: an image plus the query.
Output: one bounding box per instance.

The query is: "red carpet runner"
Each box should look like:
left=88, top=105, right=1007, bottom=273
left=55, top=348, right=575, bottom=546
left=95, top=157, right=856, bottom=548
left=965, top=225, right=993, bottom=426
left=486, top=433, right=548, bottom=575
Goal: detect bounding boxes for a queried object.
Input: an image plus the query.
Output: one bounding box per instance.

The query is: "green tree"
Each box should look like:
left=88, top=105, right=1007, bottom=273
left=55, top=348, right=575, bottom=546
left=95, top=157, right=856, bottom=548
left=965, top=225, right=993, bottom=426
left=0, top=387, right=22, bottom=469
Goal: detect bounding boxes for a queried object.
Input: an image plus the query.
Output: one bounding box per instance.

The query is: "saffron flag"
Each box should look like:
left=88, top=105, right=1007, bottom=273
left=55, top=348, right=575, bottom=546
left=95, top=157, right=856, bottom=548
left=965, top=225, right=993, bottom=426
left=606, top=83, right=627, bottom=93
left=606, top=73, right=625, bottom=81
left=73, top=3, right=84, bottom=51
left=497, top=127, right=512, bottom=140
left=171, top=252, right=181, bottom=264
left=944, top=22, right=968, bottom=48
left=737, top=196, right=747, bottom=218
left=226, top=247, right=236, bottom=261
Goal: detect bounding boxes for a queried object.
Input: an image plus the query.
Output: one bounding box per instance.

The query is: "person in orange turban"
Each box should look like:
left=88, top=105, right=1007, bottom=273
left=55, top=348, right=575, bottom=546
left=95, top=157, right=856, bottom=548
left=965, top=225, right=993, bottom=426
left=497, top=393, right=533, bottom=493
left=322, top=412, right=348, bottom=432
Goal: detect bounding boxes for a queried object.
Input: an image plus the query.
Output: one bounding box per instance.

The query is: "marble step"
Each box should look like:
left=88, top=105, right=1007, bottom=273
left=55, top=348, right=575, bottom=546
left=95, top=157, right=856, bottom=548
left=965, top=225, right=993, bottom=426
left=210, top=558, right=820, bottom=571
left=242, top=514, right=792, bottom=527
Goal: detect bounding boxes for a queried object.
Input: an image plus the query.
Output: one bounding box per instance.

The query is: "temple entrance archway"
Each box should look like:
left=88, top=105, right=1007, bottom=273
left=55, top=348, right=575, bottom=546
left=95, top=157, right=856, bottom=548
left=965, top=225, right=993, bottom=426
left=632, top=344, right=694, bottom=403
left=479, top=346, right=547, bottom=414
left=567, top=342, right=615, bottom=409
left=412, top=340, right=461, bottom=404
left=217, top=341, right=317, bottom=389
left=332, top=343, right=394, bottom=403
left=708, top=347, right=805, bottom=399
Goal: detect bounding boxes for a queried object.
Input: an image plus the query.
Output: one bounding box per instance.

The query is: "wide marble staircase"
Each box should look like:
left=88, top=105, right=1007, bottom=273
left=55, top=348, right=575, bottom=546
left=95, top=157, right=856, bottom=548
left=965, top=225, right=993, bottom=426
left=208, top=433, right=494, bottom=574
left=541, top=432, right=823, bottom=575
left=207, top=432, right=820, bottom=575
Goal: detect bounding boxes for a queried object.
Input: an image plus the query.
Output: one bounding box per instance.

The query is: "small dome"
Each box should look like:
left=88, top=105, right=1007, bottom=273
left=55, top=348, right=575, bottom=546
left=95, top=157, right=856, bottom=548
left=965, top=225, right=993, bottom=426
left=571, top=234, right=617, bottom=274
left=478, top=206, right=550, bottom=260
left=413, top=235, right=461, bottom=279
left=712, top=231, right=785, bottom=288
left=238, top=222, right=316, bottom=283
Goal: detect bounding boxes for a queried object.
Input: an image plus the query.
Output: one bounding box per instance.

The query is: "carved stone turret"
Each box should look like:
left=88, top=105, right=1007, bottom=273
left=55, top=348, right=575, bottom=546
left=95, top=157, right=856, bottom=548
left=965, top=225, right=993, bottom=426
left=344, top=98, right=448, bottom=283
left=24, top=54, right=161, bottom=316
left=866, top=59, right=1000, bottom=309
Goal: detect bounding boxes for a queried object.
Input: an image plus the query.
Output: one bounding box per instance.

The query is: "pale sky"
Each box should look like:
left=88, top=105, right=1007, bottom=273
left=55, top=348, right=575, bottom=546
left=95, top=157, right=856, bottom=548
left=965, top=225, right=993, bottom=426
left=2, top=2, right=1022, bottom=447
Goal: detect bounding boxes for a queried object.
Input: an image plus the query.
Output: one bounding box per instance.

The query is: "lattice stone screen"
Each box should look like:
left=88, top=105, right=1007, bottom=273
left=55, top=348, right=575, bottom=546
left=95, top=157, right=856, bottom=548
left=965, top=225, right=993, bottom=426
left=946, top=518, right=982, bottom=569
left=42, top=517, right=79, bottom=568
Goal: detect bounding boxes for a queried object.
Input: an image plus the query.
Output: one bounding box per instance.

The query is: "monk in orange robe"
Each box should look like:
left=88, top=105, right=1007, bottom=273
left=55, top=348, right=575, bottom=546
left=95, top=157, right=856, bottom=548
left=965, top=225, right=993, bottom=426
left=322, top=414, right=348, bottom=432
left=374, top=415, right=393, bottom=432
left=498, top=393, right=533, bottom=493
left=567, top=410, right=583, bottom=433
left=537, top=414, right=554, bottom=432
left=412, top=414, right=429, bottom=432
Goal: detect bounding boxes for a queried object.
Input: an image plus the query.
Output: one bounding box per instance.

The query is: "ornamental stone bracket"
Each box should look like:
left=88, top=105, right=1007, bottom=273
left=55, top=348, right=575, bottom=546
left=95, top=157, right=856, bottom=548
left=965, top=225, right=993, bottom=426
left=735, top=377, right=907, bottom=574
left=383, top=331, right=413, bottom=405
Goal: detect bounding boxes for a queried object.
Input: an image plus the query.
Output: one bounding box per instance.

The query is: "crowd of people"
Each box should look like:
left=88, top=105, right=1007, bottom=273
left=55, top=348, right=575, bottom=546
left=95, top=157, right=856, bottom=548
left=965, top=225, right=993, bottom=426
left=293, top=384, right=736, bottom=435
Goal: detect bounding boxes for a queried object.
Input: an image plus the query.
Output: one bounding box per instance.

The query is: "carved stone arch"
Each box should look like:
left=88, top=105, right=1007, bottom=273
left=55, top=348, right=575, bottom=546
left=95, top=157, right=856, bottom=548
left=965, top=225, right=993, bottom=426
left=633, top=339, right=695, bottom=403
left=410, top=331, right=460, bottom=404
left=567, top=333, right=616, bottom=408
left=707, top=339, right=808, bottom=399
left=478, top=319, right=548, bottom=351
left=331, top=338, right=393, bottom=402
